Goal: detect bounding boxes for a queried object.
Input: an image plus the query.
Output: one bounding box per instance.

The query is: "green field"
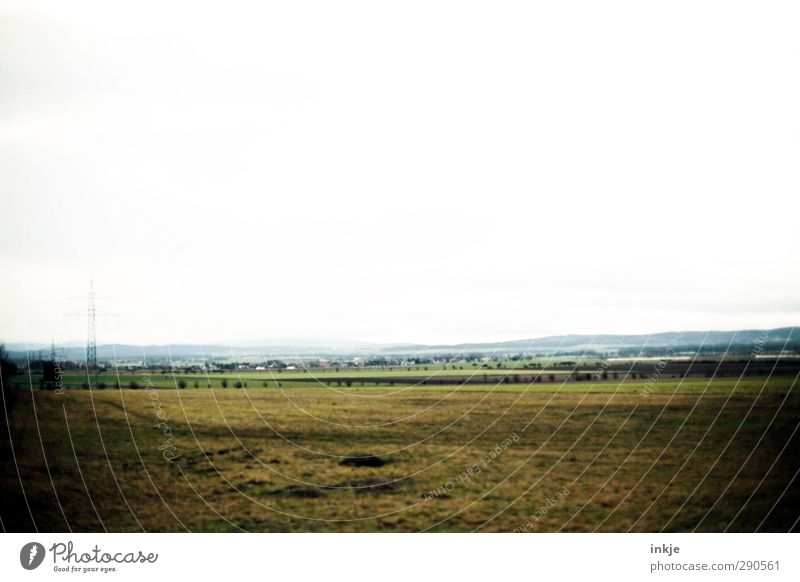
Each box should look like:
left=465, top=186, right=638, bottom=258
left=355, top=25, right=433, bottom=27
left=2, top=375, right=798, bottom=532
left=8, top=370, right=797, bottom=395
left=7, top=366, right=575, bottom=390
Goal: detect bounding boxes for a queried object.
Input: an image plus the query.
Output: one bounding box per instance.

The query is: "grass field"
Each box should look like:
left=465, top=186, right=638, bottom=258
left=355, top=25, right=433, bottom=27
left=6, top=366, right=576, bottom=390
left=8, top=369, right=798, bottom=394
left=10, top=367, right=798, bottom=392
left=2, top=376, right=798, bottom=532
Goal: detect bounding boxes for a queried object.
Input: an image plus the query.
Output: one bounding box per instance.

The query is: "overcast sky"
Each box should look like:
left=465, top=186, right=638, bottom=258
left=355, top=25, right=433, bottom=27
left=1, top=1, right=798, bottom=346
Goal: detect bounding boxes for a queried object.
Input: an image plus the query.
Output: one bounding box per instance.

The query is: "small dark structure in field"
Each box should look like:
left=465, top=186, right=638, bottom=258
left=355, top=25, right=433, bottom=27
left=271, top=485, right=325, bottom=498
left=340, top=455, right=387, bottom=468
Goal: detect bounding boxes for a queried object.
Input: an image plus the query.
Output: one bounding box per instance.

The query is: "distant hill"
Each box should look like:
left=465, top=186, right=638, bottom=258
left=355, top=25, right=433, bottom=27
left=382, top=328, right=800, bottom=354
left=5, top=327, right=798, bottom=362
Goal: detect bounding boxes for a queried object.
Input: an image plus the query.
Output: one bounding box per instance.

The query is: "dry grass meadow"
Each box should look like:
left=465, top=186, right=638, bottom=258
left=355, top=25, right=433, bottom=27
left=2, top=377, right=798, bottom=532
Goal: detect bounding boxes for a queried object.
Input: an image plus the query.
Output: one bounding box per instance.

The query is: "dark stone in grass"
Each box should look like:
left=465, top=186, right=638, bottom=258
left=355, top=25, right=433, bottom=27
left=339, top=455, right=387, bottom=468
left=421, top=492, right=450, bottom=500
left=272, top=485, right=325, bottom=498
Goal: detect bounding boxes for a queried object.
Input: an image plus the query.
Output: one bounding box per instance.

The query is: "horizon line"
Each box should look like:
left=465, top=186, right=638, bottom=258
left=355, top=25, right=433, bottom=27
left=5, top=324, right=798, bottom=350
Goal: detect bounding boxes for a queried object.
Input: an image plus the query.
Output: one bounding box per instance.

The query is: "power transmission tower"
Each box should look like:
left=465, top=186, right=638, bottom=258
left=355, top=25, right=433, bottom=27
left=66, top=279, right=116, bottom=378
left=86, top=279, right=97, bottom=370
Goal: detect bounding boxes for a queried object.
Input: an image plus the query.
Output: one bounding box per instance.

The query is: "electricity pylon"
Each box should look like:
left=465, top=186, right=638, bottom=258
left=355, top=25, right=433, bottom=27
left=86, top=279, right=97, bottom=370
left=66, top=279, right=116, bottom=379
